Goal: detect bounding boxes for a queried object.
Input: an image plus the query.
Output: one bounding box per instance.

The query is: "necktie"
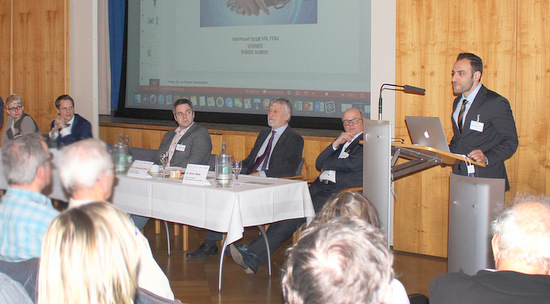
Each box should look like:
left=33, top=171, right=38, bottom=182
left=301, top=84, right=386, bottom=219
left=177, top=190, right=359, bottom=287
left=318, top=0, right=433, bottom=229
left=247, top=131, right=276, bottom=174
left=457, top=98, right=468, bottom=133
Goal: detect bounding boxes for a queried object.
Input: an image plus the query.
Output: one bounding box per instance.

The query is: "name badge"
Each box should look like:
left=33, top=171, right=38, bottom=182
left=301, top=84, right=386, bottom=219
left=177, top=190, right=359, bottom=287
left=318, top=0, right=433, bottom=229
left=176, top=144, right=186, bottom=152
left=470, top=120, right=484, bottom=132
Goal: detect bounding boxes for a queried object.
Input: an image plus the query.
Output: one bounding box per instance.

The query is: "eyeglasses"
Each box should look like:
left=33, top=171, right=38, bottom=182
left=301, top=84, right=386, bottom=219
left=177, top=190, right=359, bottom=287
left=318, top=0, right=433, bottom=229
left=7, top=105, right=23, bottom=112
left=342, top=117, right=363, bottom=126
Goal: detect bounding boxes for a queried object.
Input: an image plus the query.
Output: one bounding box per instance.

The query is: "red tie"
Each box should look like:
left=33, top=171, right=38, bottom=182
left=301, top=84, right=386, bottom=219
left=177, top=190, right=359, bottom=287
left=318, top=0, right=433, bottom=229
left=247, top=131, right=276, bottom=174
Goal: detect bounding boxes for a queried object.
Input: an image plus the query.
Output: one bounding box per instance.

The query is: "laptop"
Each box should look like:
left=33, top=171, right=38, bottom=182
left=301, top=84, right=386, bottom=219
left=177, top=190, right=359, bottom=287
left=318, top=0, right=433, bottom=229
left=405, top=116, right=451, bottom=153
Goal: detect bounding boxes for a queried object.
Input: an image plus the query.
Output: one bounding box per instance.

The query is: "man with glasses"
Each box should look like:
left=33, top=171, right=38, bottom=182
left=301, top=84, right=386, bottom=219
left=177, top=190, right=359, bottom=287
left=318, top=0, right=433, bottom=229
left=48, top=94, right=92, bottom=147
left=0, top=134, right=59, bottom=262
left=228, top=108, right=364, bottom=275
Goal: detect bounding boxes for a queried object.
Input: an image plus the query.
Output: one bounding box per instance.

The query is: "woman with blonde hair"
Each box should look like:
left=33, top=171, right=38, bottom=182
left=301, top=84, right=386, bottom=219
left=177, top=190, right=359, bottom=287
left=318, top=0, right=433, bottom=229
left=311, top=190, right=381, bottom=227
left=38, top=202, right=140, bottom=304
left=1, top=94, right=40, bottom=144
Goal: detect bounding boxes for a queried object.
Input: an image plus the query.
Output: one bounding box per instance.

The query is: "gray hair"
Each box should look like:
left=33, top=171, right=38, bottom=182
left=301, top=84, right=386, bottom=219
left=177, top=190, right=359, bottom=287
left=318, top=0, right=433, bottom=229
left=270, top=97, right=293, bottom=117
left=58, top=139, right=114, bottom=192
left=282, top=217, right=393, bottom=304
left=491, top=194, right=550, bottom=270
left=1, top=134, right=47, bottom=185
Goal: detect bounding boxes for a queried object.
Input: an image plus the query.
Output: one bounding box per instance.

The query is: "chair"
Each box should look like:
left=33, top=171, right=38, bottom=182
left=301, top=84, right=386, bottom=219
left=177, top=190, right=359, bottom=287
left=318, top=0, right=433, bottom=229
left=408, top=293, right=429, bottom=304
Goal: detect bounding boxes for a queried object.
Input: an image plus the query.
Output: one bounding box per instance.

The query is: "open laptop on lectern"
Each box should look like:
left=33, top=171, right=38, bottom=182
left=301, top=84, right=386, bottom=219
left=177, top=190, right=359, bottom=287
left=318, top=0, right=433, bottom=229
left=405, top=116, right=451, bottom=153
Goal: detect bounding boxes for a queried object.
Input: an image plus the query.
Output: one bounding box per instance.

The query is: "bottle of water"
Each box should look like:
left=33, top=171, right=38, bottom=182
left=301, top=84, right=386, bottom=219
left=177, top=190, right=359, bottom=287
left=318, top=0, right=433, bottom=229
left=125, top=135, right=134, bottom=165
left=114, top=134, right=128, bottom=173
left=215, top=141, right=232, bottom=187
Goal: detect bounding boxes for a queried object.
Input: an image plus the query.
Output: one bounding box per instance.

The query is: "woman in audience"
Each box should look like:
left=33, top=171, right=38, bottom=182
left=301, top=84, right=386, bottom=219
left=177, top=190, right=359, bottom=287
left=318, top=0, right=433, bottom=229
left=305, top=191, right=411, bottom=304
left=1, top=94, right=40, bottom=144
left=37, top=202, right=180, bottom=304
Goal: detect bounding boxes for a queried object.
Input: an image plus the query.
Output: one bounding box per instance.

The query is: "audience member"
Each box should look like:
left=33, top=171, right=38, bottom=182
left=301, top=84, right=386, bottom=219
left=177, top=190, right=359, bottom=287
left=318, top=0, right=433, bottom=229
left=282, top=217, right=394, bottom=304
left=0, top=272, right=33, bottom=304
left=0, top=134, right=59, bottom=262
left=48, top=94, right=92, bottom=147
left=0, top=258, right=39, bottom=302
left=151, top=98, right=212, bottom=168
left=57, top=139, right=175, bottom=300
left=228, top=108, right=362, bottom=274
left=429, top=194, right=550, bottom=303
left=188, top=97, right=304, bottom=258
left=1, top=94, right=41, bottom=145
left=37, top=202, right=180, bottom=304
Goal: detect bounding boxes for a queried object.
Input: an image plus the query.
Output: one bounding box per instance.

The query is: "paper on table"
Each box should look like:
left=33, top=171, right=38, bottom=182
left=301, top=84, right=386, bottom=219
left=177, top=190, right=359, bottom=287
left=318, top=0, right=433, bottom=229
left=127, top=160, right=155, bottom=178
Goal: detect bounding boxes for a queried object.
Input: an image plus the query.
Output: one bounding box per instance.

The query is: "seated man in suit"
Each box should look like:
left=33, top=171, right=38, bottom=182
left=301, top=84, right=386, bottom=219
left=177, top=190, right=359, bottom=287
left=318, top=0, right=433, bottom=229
left=0, top=134, right=59, bottom=262
left=429, top=195, right=550, bottom=304
left=227, top=108, right=364, bottom=274
left=186, top=97, right=304, bottom=258
left=151, top=98, right=212, bottom=169
left=48, top=94, right=93, bottom=147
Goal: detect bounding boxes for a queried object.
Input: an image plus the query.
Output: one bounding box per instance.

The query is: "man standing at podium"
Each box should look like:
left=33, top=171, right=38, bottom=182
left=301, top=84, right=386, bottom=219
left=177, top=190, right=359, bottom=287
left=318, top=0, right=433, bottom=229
left=449, top=53, right=518, bottom=190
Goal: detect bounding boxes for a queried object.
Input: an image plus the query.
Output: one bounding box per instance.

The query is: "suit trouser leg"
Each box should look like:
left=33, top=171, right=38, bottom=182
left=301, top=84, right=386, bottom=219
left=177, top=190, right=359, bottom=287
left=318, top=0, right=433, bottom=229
left=309, top=179, right=338, bottom=213
left=247, top=217, right=306, bottom=266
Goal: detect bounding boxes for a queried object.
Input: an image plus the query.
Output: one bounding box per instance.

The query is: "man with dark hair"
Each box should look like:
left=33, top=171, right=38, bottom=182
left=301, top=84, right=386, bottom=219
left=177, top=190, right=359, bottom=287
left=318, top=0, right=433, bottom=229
left=49, top=94, right=93, bottom=146
left=151, top=98, right=212, bottom=168
left=0, top=134, right=59, bottom=262
left=282, top=217, right=394, bottom=304
left=430, top=195, right=550, bottom=303
left=187, top=97, right=304, bottom=258
left=449, top=53, right=518, bottom=190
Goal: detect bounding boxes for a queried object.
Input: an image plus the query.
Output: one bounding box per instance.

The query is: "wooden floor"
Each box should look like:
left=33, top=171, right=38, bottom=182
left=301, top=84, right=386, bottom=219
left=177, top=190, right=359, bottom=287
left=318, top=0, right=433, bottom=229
left=144, top=221, right=447, bottom=304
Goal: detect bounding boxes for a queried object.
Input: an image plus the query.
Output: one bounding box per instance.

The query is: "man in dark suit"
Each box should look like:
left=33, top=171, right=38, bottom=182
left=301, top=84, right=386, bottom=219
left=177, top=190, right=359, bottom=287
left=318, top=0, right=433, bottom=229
left=49, top=95, right=92, bottom=147
left=449, top=53, right=518, bottom=190
left=187, top=97, right=304, bottom=258
left=227, top=108, right=364, bottom=274
left=151, top=98, right=212, bottom=168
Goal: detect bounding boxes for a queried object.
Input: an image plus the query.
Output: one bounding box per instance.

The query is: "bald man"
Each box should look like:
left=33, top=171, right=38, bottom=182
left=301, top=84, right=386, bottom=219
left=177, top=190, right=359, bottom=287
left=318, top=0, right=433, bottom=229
left=430, top=195, right=550, bottom=303
left=228, top=108, right=365, bottom=275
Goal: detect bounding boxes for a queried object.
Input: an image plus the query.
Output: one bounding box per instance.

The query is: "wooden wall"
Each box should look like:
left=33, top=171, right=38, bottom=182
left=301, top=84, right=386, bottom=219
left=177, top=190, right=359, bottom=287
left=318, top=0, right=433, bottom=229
left=99, top=124, right=334, bottom=182
left=394, top=0, right=550, bottom=257
left=0, top=0, right=68, bottom=137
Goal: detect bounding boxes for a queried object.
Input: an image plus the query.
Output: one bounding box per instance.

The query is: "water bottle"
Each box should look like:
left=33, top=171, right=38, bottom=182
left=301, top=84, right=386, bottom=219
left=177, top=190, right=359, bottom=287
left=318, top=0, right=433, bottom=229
left=114, top=134, right=128, bottom=173
left=125, top=135, right=134, bottom=165
left=215, top=141, right=232, bottom=187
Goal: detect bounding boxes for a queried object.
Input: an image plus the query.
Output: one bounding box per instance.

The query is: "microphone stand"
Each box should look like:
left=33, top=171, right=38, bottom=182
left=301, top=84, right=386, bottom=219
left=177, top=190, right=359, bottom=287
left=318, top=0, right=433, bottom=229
left=378, top=83, right=426, bottom=120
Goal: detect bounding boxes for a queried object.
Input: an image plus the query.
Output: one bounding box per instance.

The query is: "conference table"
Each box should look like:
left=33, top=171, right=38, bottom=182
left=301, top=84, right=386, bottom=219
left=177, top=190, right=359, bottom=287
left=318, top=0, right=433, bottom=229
left=0, top=152, right=315, bottom=290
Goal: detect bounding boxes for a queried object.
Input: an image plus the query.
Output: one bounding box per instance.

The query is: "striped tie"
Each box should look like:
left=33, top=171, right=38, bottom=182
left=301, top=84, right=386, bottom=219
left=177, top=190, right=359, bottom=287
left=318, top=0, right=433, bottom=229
left=457, top=98, right=468, bottom=133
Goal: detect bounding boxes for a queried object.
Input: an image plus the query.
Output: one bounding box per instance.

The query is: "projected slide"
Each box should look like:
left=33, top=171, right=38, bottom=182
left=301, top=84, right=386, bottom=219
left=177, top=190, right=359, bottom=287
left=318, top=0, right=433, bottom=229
left=125, top=0, right=371, bottom=119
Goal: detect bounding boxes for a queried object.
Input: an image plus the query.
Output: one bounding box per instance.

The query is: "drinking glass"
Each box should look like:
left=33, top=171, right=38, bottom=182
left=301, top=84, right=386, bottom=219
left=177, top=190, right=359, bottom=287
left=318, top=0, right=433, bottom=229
left=159, top=152, right=168, bottom=176
left=232, top=160, right=242, bottom=184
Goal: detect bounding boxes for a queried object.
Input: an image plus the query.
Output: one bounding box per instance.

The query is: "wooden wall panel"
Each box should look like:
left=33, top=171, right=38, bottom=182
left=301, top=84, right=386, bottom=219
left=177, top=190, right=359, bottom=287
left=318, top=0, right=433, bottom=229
left=10, top=0, right=67, bottom=134
left=395, top=0, right=517, bottom=257
left=0, top=0, right=11, bottom=126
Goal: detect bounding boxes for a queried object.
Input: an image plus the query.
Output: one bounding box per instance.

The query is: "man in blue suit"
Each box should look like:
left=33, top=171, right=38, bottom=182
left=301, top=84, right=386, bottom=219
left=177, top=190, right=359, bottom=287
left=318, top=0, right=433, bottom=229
left=49, top=95, right=92, bottom=147
left=228, top=108, right=364, bottom=275
left=449, top=53, right=518, bottom=190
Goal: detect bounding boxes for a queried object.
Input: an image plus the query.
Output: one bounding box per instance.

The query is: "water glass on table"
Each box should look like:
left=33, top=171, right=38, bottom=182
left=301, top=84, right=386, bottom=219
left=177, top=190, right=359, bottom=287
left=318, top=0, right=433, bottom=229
left=232, top=160, right=242, bottom=184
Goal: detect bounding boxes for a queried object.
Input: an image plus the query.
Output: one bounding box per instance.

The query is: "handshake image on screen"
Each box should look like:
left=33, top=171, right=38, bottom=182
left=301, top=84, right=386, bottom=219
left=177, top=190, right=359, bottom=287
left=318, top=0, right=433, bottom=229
left=226, top=0, right=292, bottom=16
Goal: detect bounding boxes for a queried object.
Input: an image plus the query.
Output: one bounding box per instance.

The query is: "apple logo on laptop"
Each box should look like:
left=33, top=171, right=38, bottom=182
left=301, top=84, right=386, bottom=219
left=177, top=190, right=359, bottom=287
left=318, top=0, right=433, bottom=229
left=423, top=130, right=430, bottom=139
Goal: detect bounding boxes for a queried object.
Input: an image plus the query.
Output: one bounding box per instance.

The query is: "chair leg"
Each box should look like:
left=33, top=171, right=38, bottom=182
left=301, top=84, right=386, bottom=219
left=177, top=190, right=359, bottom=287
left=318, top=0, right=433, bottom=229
left=182, top=225, right=189, bottom=251
left=164, top=221, right=171, bottom=255
left=155, top=220, right=161, bottom=234
left=292, top=227, right=302, bottom=244
left=174, top=224, right=180, bottom=236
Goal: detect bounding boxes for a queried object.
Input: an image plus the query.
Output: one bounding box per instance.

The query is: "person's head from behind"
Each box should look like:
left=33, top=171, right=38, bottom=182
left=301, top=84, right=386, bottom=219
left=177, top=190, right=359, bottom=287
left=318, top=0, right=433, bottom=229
left=282, top=217, right=394, bottom=304
left=312, top=191, right=380, bottom=228
left=38, top=202, right=140, bottom=304
left=1, top=133, right=51, bottom=188
left=491, top=194, right=550, bottom=274
left=57, top=139, right=114, bottom=200
left=5, top=94, right=25, bottom=121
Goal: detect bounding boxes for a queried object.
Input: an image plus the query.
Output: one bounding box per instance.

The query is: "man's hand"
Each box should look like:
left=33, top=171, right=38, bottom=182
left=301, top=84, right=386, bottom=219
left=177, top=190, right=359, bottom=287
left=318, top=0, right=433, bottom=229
left=249, top=172, right=261, bottom=177
left=52, top=116, right=66, bottom=132
left=236, top=0, right=270, bottom=16
left=333, top=132, right=354, bottom=149
left=468, top=149, right=487, bottom=164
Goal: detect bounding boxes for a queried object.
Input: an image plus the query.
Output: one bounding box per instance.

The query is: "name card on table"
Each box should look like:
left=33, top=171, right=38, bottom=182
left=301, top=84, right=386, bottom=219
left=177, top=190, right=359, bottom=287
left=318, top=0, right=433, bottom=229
left=182, top=164, right=211, bottom=185
left=127, top=160, right=155, bottom=178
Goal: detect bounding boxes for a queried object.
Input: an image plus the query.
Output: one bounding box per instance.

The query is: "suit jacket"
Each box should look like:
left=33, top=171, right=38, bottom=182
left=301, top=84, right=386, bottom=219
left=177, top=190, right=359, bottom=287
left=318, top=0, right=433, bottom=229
left=50, top=113, right=93, bottom=146
left=315, top=133, right=364, bottom=193
left=241, top=126, right=304, bottom=178
left=152, top=123, right=212, bottom=168
left=449, top=85, right=518, bottom=189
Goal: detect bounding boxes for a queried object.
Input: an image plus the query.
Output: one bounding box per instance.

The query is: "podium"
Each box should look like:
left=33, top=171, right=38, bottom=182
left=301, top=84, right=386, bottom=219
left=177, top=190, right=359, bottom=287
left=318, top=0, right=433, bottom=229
left=363, top=122, right=503, bottom=274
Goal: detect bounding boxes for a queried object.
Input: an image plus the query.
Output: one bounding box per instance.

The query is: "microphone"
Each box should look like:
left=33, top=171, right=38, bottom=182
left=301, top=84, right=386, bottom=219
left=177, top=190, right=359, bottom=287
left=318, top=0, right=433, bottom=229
left=378, top=83, right=426, bottom=120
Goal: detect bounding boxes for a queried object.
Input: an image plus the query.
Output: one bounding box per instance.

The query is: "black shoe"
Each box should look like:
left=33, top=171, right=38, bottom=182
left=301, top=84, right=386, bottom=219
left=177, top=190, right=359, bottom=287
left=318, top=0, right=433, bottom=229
left=224, top=243, right=247, bottom=258
left=229, top=244, right=258, bottom=275
left=186, top=242, right=218, bottom=258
